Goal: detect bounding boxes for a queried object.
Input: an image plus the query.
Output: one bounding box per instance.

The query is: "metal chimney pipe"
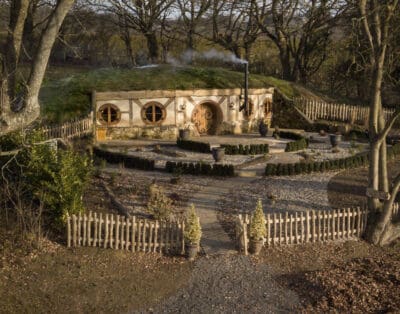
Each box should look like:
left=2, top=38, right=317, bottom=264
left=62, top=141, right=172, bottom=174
left=244, top=61, right=249, bottom=114
left=239, top=61, right=249, bottom=113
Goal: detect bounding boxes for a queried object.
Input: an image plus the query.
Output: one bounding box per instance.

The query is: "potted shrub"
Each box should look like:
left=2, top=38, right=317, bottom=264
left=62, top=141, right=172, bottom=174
left=249, top=199, right=266, bottom=255
left=179, top=128, right=190, bottom=140
left=211, top=146, right=225, bottom=162
left=258, top=120, right=268, bottom=137
left=184, top=204, right=202, bottom=260
left=329, top=132, right=342, bottom=148
left=272, top=126, right=280, bottom=139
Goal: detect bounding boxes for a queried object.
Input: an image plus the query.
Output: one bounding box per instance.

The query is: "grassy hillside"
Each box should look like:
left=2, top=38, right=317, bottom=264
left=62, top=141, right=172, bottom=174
left=39, top=65, right=306, bottom=123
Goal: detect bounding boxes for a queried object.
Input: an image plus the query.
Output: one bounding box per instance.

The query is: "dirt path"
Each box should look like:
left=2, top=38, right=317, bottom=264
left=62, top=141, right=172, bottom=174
left=142, top=255, right=299, bottom=314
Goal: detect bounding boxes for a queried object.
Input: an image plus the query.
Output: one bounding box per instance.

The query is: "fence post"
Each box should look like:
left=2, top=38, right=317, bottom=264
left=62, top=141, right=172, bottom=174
left=132, top=216, right=136, bottom=252
left=266, top=213, right=270, bottom=246
left=67, top=214, right=71, bottom=247
left=78, top=212, right=82, bottom=246
left=93, top=212, right=98, bottom=247
left=73, top=215, right=77, bottom=246
left=180, top=220, right=185, bottom=255
left=305, top=210, right=310, bottom=243
left=104, top=214, right=109, bottom=248
left=116, top=215, right=120, bottom=249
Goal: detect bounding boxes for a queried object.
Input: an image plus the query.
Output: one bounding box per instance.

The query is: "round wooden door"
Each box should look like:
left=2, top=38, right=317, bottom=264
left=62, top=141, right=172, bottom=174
left=192, top=103, right=215, bottom=134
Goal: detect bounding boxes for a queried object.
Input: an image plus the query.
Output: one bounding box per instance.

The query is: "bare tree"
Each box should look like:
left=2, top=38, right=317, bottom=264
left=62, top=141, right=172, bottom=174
left=358, top=0, right=400, bottom=245
left=105, top=0, right=174, bottom=63
left=206, top=0, right=261, bottom=60
left=253, top=0, right=346, bottom=83
left=0, top=0, right=76, bottom=136
left=176, top=0, right=211, bottom=52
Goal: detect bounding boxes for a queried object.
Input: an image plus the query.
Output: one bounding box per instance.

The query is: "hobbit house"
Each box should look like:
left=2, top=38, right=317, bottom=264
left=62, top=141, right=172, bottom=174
left=94, top=87, right=274, bottom=141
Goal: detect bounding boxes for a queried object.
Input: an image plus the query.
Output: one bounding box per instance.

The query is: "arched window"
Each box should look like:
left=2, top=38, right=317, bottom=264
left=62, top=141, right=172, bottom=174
left=98, top=104, right=121, bottom=125
left=141, top=102, right=166, bottom=125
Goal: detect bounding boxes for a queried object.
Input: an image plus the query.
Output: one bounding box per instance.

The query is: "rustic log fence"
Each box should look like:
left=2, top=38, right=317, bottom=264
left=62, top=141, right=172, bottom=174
left=293, top=98, right=395, bottom=124
left=66, top=212, right=185, bottom=255
left=41, top=116, right=93, bottom=140
left=236, top=207, right=369, bottom=254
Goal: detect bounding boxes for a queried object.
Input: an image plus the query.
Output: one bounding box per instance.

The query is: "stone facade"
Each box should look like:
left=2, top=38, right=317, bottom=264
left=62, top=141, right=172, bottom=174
left=94, top=87, right=274, bottom=141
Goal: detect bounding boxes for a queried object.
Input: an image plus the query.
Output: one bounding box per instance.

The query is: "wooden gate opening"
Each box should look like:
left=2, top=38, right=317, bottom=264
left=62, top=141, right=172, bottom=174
left=191, top=102, right=223, bottom=135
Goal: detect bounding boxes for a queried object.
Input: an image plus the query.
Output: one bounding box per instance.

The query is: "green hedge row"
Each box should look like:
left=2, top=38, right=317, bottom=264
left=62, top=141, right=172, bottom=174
left=176, top=138, right=210, bottom=153
left=93, top=147, right=155, bottom=171
left=221, top=143, right=269, bottom=155
left=166, top=161, right=235, bottom=177
left=265, top=142, right=400, bottom=176
left=285, top=138, right=309, bottom=152
left=177, top=138, right=269, bottom=155
left=279, top=131, right=309, bottom=152
left=265, top=153, right=369, bottom=176
left=279, top=131, right=304, bottom=141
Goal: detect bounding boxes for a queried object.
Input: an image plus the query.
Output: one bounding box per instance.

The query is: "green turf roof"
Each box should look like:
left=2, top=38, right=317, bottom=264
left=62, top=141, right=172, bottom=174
left=40, top=65, right=302, bottom=123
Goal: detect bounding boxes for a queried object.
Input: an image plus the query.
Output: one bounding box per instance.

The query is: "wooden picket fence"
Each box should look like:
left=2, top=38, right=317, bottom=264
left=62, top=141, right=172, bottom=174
left=236, top=207, right=369, bottom=254
left=293, top=98, right=395, bottom=124
left=42, top=116, right=93, bottom=140
left=66, top=212, right=185, bottom=254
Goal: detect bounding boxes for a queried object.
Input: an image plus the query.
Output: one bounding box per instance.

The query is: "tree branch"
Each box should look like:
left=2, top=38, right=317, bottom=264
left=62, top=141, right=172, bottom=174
left=377, top=109, right=400, bottom=144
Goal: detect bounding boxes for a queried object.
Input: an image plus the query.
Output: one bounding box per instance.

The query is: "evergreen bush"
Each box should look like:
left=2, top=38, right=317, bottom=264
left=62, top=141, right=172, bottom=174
left=184, top=204, right=202, bottom=245
left=249, top=199, right=267, bottom=240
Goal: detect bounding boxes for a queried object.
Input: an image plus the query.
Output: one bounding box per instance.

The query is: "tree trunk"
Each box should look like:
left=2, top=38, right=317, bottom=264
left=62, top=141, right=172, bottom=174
left=1, top=0, right=75, bottom=135
left=145, top=32, right=159, bottom=63
left=244, top=43, right=252, bottom=62
left=122, top=34, right=135, bottom=67
left=4, top=0, right=30, bottom=104
left=186, top=29, right=195, bottom=63
left=277, top=45, right=292, bottom=80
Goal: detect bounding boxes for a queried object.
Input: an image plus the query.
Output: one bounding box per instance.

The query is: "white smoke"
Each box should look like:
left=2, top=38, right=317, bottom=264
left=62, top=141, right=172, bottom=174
left=168, top=48, right=248, bottom=66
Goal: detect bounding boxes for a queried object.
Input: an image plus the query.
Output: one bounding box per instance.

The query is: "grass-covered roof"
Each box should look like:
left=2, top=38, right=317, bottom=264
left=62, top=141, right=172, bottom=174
left=40, top=65, right=303, bottom=122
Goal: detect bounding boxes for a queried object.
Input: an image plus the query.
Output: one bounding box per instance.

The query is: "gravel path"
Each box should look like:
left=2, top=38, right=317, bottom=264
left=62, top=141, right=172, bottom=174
left=220, top=172, right=338, bottom=215
left=142, top=255, right=299, bottom=314
left=189, top=181, right=236, bottom=255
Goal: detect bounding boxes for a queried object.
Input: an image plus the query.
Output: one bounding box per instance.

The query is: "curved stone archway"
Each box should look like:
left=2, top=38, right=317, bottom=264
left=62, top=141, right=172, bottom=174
left=191, top=102, right=223, bottom=135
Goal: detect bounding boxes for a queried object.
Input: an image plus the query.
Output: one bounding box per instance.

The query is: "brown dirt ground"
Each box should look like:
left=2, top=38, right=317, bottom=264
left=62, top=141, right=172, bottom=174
left=2, top=161, right=400, bottom=313
left=0, top=237, right=191, bottom=313
left=327, top=160, right=400, bottom=208
left=260, top=240, right=400, bottom=313
left=260, top=161, right=400, bottom=313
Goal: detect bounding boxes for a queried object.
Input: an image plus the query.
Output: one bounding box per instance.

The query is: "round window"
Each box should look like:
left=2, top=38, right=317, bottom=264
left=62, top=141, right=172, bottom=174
left=98, top=104, right=121, bottom=125
left=142, top=102, right=166, bottom=124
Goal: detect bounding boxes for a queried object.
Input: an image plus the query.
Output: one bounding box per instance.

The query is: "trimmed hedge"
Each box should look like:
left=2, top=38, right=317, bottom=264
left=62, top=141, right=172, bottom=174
left=285, top=138, right=309, bottom=152
left=177, top=138, right=269, bottom=155
left=265, top=142, right=400, bottom=176
left=279, top=131, right=304, bottom=141
left=176, top=138, right=210, bottom=153
left=166, top=161, right=235, bottom=177
left=93, top=147, right=155, bottom=171
left=221, top=143, right=269, bottom=155
left=279, top=131, right=309, bottom=152
left=265, top=152, right=369, bottom=176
